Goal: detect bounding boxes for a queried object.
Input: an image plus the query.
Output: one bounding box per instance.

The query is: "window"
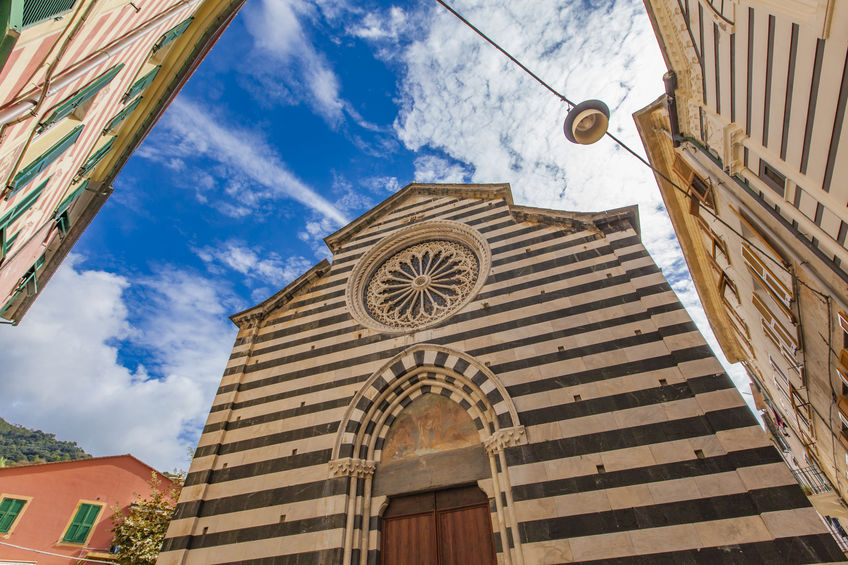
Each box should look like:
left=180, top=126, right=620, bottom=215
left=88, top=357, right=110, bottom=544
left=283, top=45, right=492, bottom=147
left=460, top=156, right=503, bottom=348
left=719, top=273, right=739, bottom=304
left=838, top=399, right=848, bottom=441
left=710, top=233, right=728, bottom=263
left=77, top=137, right=115, bottom=177
left=0, top=497, right=26, bottom=533
left=62, top=502, right=101, bottom=544
left=690, top=174, right=716, bottom=211
left=152, top=17, right=193, bottom=53
left=697, top=220, right=728, bottom=268
left=9, top=125, right=83, bottom=191
left=22, top=0, right=77, bottom=28
left=124, top=66, right=160, bottom=102
left=12, top=253, right=45, bottom=302
left=838, top=311, right=848, bottom=350
left=770, top=356, right=791, bottom=404
left=39, top=64, right=124, bottom=130
left=791, top=385, right=812, bottom=432
left=742, top=243, right=793, bottom=317
left=670, top=153, right=716, bottom=213
left=759, top=159, right=786, bottom=197
left=838, top=366, right=848, bottom=397
left=53, top=179, right=87, bottom=236
left=754, top=293, right=798, bottom=354
left=103, top=96, right=142, bottom=133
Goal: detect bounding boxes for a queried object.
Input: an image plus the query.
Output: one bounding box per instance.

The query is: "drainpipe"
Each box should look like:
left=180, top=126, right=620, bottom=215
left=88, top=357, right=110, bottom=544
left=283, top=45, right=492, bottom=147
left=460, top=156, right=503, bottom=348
left=663, top=70, right=681, bottom=148
left=0, top=0, right=201, bottom=126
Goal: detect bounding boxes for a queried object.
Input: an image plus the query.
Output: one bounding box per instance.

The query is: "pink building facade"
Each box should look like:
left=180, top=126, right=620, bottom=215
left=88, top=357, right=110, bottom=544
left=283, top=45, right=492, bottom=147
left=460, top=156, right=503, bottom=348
left=0, top=455, right=172, bottom=564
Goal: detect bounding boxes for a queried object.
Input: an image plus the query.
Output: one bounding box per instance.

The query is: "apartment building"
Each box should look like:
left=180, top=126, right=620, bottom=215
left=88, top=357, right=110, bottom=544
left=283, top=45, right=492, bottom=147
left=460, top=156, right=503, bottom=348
left=635, top=0, right=848, bottom=531
left=0, top=0, right=244, bottom=323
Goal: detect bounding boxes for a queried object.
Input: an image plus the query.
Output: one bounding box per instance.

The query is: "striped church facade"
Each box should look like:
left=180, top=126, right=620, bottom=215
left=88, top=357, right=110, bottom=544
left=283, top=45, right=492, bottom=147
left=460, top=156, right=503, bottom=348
left=158, top=183, right=844, bottom=564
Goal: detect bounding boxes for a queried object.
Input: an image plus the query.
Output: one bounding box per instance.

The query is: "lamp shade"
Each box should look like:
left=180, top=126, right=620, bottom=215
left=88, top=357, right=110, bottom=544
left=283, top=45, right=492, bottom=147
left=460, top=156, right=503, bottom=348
left=563, top=99, right=610, bottom=145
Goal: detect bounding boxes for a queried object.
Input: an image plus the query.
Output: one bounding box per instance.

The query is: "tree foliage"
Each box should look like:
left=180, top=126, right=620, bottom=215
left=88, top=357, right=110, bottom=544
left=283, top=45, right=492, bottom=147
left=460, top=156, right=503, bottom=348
left=0, top=417, right=90, bottom=465
left=110, top=473, right=181, bottom=565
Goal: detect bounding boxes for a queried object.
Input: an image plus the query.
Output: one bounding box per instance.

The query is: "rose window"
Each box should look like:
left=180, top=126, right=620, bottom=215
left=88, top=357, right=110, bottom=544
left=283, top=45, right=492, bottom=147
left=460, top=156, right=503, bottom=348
left=365, top=241, right=479, bottom=329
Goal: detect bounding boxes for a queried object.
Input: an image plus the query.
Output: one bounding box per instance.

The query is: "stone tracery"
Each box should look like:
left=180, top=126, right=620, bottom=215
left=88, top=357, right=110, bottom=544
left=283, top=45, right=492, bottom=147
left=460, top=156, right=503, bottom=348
left=365, top=240, right=478, bottom=329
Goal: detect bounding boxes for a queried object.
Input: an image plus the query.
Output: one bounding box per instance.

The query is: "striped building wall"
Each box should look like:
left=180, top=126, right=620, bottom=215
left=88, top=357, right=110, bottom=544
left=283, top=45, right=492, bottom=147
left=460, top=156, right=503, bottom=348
left=158, top=184, right=844, bottom=564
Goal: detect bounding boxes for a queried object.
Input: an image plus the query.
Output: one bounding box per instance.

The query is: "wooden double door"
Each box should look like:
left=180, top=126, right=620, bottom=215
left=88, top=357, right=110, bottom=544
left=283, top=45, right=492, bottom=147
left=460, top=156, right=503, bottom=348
left=381, top=485, right=496, bottom=565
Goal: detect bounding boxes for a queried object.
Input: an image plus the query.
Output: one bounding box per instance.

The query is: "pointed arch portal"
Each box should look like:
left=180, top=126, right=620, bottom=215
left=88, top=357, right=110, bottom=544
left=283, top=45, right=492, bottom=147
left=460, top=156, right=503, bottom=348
left=329, top=344, right=527, bottom=565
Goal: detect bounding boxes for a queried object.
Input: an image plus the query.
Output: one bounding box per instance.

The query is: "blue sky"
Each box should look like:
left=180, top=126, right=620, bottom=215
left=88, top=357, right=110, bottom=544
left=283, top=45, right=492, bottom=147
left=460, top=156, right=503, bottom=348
left=0, top=0, right=751, bottom=471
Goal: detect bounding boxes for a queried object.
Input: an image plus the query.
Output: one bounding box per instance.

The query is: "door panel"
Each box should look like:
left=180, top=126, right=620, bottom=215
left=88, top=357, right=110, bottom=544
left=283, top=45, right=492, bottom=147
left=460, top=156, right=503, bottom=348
left=438, top=504, right=495, bottom=565
left=382, top=512, right=437, bottom=565
left=382, top=486, right=496, bottom=565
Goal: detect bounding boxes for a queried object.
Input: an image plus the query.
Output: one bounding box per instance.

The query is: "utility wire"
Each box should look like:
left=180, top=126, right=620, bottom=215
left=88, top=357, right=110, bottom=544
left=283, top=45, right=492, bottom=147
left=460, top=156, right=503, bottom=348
left=433, top=0, right=822, bottom=287
left=0, top=540, right=118, bottom=564
left=434, top=0, right=575, bottom=108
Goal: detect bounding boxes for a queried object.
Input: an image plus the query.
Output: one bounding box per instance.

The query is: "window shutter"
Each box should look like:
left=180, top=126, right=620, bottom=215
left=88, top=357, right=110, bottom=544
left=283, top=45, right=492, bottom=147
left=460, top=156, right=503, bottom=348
left=0, top=228, right=20, bottom=264
left=124, top=66, right=160, bottom=101
left=1, top=177, right=48, bottom=230
left=103, top=95, right=142, bottom=133
left=152, top=17, right=193, bottom=53
left=62, top=503, right=101, bottom=543
left=40, top=63, right=124, bottom=129
left=54, top=179, right=87, bottom=235
left=0, top=498, right=25, bottom=532
left=22, top=0, right=76, bottom=28
left=16, top=253, right=45, bottom=295
left=55, top=179, right=87, bottom=218
left=10, top=124, right=83, bottom=191
left=77, top=136, right=114, bottom=177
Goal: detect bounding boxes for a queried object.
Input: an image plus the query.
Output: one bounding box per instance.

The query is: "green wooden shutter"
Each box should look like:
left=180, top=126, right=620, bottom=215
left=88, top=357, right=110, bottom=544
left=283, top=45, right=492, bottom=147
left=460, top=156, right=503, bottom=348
left=54, top=179, right=87, bottom=235
left=16, top=253, right=45, bottom=295
left=22, top=0, right=76, bottom=28
left=124, top=66, right=160, bottom=101
left=103, top=95, right=142, bottom=133
left=1, top=177, right=47, bottom=230
left=62, top=503, right=100, bottom=543
left=55, top=179, right=87, bottom=218
left=10, top=124, right=83, bottom=191
left=40, top=63, right=124, bottom=129
left=0, top=498, right=25, bottom=532
left=0, top=228, right=20, bottom=264
left=0, top=290, right=20, bottom=318
left=77, top=136, right=114, bottom=177
left=152, top=17, right=193, bottom=53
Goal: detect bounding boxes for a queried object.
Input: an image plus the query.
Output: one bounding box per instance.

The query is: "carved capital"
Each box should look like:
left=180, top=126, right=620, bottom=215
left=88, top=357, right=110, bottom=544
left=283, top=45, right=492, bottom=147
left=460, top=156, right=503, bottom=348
left=328, top=457, right=376, bottom=478
left=484, top=426, right=527, bottom=454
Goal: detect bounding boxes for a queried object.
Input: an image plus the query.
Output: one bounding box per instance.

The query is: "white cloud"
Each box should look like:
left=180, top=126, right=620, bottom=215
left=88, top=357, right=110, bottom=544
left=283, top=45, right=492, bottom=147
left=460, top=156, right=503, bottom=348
left=351, top=7, right=409, bottom=41
left=242, top=0, right=346, bottom=125
left=0, top=256, right=238, bottom=471
left=142, top=96, right=348, bottom=226
left=361, top=176, right=401, bottom=194
left=379, top=0, right=754, bottom=404
left=196, top=241, right=314, bottom=288
left=413, top=154, right=472, bottom=183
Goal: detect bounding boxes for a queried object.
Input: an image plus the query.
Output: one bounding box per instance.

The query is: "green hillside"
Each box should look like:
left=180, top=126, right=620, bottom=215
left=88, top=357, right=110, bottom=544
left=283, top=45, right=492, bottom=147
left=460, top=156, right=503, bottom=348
left=0, top=418, right=90, bottom=466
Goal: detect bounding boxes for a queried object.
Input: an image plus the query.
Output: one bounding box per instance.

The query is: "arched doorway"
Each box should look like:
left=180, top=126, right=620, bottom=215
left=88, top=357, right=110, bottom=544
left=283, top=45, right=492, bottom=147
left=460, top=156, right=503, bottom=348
left=330, top=344, right=528, bottom=565
left=382, top=485, right=496, bottom=565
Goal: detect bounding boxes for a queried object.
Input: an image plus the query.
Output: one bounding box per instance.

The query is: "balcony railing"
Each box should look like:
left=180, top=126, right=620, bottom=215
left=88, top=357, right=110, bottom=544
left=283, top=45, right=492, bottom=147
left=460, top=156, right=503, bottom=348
left=792, top=466, right=832, bottom=496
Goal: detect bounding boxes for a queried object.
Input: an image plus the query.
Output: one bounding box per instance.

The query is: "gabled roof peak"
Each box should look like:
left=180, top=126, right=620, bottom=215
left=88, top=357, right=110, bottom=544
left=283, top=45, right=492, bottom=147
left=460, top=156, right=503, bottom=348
left=323, top=183, right=514, bottom=253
